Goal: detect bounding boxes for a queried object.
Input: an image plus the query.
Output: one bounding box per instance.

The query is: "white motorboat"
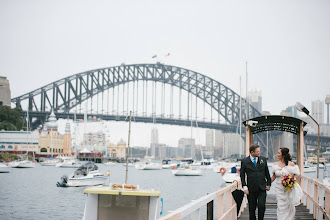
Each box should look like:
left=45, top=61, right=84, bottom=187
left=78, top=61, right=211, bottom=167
left=122, top=162, right=135, bottom=167
left=161, top=159, right=177, bottom=169
left=303, top=165, right=316, bottom=173
left=135, top=160, right=162, bottom=170
left=222, top=173, right=241, bottom=183
left=8, top=161, right=20, bottom=168
left=57, top=162, right=108, bottom=187
left=40, top=158, right=61, bottom=166
left=56, top=159, right=82, bottom=168
left=103, top=161, right=117, bottom=166
left=191, top=160, right=217, bottom=170
left=0, top=163, right=12, bottom=173
left=16, top=160, right=36, bottom=168
left=172, top=165, right=203, bottom=176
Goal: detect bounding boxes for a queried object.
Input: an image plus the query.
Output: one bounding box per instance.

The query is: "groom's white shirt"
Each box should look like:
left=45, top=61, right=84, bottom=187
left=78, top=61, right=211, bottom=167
left=242, top=155, right=258, bottom=191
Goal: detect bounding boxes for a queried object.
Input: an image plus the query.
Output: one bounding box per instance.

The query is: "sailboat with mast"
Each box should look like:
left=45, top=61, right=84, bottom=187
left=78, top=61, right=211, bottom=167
left=16, top=109, right=36, bottom=168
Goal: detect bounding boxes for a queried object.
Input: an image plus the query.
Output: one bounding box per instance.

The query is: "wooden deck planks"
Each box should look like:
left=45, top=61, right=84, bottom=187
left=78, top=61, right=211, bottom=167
left=238, top=194, right=315, bottom=220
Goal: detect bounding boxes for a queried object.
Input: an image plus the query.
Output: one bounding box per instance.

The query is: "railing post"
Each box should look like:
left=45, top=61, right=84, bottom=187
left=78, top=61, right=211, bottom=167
left=307, top=180, right=311, bottom=211
left=326, top=191, right=330, bottom=218
left=217, top=194, right=224, bottom=219
left=225, top=190, right=232, bottom=220
left=314, top=184, right=319, bottom=219
left=319, top=187, right=325, bottom=220
left=207, top=200, right=213, bottom=220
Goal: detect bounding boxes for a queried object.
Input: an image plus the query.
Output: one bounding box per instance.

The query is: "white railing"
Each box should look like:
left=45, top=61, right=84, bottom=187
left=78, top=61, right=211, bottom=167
left=158, top=181, right=246, bottom=220
left=300, top=175, right=330, bottom=220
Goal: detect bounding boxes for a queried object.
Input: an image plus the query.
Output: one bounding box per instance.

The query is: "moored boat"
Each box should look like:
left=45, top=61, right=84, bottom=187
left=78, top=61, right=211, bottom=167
left=171, top=164, right=203, bottom=176
left=16, top=160, right=36, bottom=168
left=135, top=159, right=162, bottom=170
left=0, top=163, right=12, bottom=173
left=57, top=162, right=108, bottom=187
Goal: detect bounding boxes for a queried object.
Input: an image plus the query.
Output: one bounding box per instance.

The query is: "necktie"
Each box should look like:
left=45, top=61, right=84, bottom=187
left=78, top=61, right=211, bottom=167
left=253, top=157, right=257, bottom=167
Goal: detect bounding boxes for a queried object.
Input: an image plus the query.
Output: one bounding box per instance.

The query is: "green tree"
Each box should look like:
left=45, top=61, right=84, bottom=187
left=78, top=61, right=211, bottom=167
left=0, top=106, right=26, bottom=131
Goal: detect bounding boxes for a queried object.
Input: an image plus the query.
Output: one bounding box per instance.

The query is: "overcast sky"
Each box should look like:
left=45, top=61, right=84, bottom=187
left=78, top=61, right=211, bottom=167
left=1, top=0, right=329, bottom=147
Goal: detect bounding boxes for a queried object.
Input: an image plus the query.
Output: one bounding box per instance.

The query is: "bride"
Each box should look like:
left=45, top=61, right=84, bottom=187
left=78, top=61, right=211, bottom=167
left=271, top=147, right=303, bottom=220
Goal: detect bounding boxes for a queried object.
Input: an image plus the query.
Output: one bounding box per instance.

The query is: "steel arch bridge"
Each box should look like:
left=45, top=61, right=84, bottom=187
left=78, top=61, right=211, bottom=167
left=12, top=63, right=260, bottom=127
left=10, top=63, right=330, bottom=155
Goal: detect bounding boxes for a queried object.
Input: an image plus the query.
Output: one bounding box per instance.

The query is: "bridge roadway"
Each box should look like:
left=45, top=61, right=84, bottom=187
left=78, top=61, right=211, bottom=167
left=24, top=110, right=238, bottom=132
left=24, top=110, right=330, bottom=148
left=239, top=194, right=315, bottom=220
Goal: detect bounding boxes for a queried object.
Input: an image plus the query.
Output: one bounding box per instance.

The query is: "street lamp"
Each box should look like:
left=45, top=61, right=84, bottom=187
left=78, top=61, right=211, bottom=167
left=295, top=102, right=320, bottom=180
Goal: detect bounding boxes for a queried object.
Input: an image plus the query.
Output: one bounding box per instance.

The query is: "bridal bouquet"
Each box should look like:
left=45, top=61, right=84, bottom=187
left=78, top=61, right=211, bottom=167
left=282, top=175, right=297, bottom=192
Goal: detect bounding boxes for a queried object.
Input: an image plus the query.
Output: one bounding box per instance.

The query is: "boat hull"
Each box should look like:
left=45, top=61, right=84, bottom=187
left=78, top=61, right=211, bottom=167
left=135, top=163, right=162, bottom=170
left=0, top=164, right=12, bottom=173
left=16, top=161, right=36, bottom=168
left=66, top=176, right=108, bottom=187
left=172, top=169, right=203, bottom=176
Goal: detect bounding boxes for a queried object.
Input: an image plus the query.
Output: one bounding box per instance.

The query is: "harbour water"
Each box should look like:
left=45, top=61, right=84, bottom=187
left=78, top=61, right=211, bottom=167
left=0, top=163, right=323, bottom=220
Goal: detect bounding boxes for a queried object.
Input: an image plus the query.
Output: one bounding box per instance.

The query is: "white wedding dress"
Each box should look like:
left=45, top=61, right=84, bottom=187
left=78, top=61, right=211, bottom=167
left=272, top=164, right=303, bottom=220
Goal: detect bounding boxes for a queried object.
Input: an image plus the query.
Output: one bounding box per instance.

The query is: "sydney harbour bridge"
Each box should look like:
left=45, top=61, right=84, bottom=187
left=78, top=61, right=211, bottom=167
left=11, top=63, right=330, bottom=158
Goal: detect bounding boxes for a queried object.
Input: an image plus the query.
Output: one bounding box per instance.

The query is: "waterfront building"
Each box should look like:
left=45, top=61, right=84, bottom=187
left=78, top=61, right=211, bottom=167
left=0, top=131, right=39, bottom=153
left=248, top=89, right=262, bottom=112
left=108, top=139, right=126, bottom=159
left=0, top=76, right=11, bottom=107
left=38, top=112, right=73, bottom=156
left=205, top=130, right=214, bottom=158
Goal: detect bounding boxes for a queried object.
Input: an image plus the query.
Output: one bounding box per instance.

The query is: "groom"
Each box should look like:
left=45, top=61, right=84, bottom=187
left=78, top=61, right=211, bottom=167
left=240, top=144, right=271, bottom=220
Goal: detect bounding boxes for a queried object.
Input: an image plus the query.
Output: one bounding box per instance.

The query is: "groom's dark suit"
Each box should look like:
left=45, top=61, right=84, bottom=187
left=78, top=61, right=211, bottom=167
left=240, top=156, right=271, bottom=220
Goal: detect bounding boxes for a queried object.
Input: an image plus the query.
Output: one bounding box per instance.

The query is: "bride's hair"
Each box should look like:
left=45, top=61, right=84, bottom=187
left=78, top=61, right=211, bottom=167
left=280, top=147, right=291, bottom=166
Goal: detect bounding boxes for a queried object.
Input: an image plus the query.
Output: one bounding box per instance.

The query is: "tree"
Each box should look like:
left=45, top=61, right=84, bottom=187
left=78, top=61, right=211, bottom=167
left=0, top=106, right=26, bottom=131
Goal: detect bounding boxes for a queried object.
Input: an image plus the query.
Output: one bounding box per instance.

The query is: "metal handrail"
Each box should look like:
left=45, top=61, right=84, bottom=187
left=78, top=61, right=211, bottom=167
left=158, top=181, right=246, bottom=220
left=300, top=175, right=330, bottom=220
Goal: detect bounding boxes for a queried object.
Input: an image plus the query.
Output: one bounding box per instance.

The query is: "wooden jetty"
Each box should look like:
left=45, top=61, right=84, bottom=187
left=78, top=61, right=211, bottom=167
left=239, top=194, right=314, bottom=220
left=159, top=176, right=330, bottom=220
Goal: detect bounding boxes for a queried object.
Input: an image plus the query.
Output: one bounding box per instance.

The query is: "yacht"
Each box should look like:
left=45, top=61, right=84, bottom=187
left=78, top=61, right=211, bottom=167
left=56, top=158, right=82, bottom=168
left=103, top=161, right=117, bottom=166
left=16, top=160, right=36, bottom=168
left=0, top=163, right=12, bottom=173
left=40, top=157, right=61, bottom=166
left=57, top=162, right=108, bottom=187
left=161, top=159, right=177, bottom=169
left=172, top=164, right=203, bottom=176
left=135, top=159, right=162, bottom=170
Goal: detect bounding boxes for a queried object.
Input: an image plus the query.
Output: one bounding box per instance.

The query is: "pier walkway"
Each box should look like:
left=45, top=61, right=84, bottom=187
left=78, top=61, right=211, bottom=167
left=159, top=175, right=330, bottom=220
left=239, top=194, right=314, bottom=220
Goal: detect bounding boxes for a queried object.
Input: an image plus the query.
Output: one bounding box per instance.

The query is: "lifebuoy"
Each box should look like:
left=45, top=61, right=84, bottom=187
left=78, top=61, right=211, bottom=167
left=237, top=168, right=240, bottom=174
left=219, top=167, right=226, bottom=174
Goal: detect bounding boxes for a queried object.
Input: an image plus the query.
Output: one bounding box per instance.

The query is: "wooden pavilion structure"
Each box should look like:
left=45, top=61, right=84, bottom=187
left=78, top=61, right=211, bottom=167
left=243, top=115, right=307, bottom=175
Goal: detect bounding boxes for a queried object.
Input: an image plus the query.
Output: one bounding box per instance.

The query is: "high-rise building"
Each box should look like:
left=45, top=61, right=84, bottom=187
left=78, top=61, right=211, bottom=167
left=248, top=89, right=262, bottom=112
left=151, top=128, right=159, bottom=144
left=312, top=100, right=324, bottom=124
left=205, top=129, right=214, bottom=158
left=286, top=106, right=298, bottom=118
left=205, top=130, right=214, bottom=148
left=150, top=128, right=159, bottom=157
left=178, top=138, right=195, bottom=158
left=0, top=76, right=11, bottom=107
